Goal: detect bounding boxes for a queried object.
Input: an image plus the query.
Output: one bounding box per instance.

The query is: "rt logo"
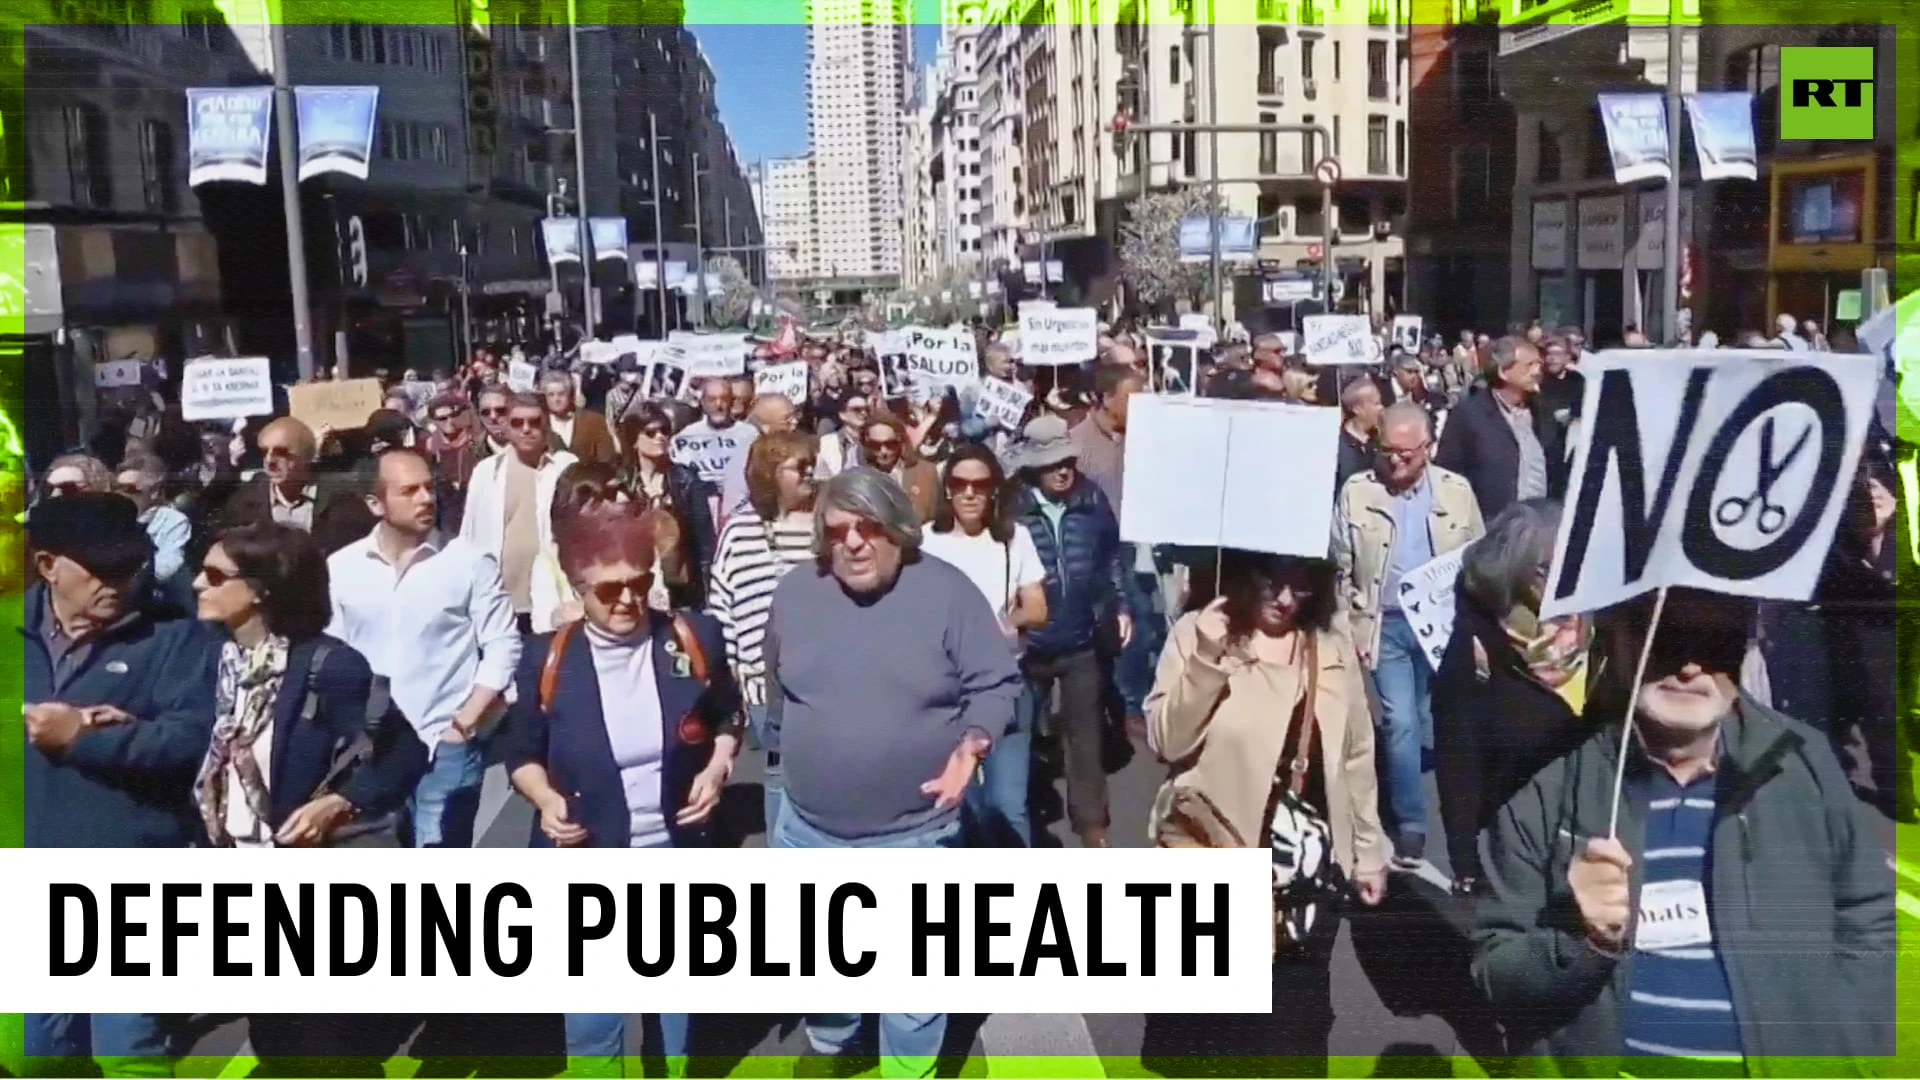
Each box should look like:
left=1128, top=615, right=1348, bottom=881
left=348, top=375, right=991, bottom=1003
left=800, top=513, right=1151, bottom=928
left=1780, top=47, right=1875, bottom=141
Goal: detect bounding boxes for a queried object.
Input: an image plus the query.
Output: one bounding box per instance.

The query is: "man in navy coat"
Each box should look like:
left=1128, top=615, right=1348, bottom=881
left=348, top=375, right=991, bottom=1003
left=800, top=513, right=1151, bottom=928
left=21, top=492, right=217, bottom=1074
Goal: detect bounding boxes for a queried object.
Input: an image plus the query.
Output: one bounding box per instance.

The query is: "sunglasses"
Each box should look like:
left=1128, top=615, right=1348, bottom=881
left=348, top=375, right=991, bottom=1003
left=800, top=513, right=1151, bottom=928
left=638, top=426, right=670, bottom=439
left=201, top=564, right=245, bottom=588
left=113, top=481, right=143, bottom=496
left=824, top=519, right=887, bottom=547
left=946, top=477, right=994, bottom=496
left=46, top=482, right=85, bottom=498
left=507, top=416, right=544, bottom=431
left=864, top=437, right=902, bottom=451
left=480, top=406, right=509, bottom=418
left=261, top=446, right=300, bottom=461
left=582, top=575, right=651, bottom=605
left=782, top=459, right=818, bottom=474
left=1380, top=443, right=1428, bottom=462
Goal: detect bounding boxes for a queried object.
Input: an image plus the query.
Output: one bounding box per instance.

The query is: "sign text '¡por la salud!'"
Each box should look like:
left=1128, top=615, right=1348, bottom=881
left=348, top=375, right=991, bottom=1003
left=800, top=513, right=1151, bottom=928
left=47, top=880, right=1235, bottom=980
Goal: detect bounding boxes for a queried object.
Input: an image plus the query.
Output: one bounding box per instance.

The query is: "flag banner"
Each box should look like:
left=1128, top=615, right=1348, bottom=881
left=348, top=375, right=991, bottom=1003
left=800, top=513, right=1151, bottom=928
left=1596, top=93, right=1670, bottom=184
left=1684, top=91, right=1757, bottom=182
left=543, top=217, right=582, bottom=266
left=294, top=85, right=379, bottom=182
left=185, top=87, right=273, bottom=186
left=590, top=217, right=628, bottom=262
left=1178, top=214, right=1257, bottom=264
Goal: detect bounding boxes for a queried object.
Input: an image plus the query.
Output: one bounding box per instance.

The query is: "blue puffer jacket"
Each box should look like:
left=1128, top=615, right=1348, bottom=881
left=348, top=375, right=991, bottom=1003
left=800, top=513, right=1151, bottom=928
left=1014, top=479, right=1130, bottom=657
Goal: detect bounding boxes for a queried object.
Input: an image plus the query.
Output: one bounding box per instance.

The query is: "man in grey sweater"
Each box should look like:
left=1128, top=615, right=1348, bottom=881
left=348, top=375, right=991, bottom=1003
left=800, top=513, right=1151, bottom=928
left=763, top=466, right=1022, bottom=1078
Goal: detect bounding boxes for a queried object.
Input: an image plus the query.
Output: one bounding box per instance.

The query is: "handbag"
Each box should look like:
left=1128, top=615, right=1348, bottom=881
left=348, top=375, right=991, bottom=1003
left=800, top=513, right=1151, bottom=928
left=302, top=643, right=404, bottom=847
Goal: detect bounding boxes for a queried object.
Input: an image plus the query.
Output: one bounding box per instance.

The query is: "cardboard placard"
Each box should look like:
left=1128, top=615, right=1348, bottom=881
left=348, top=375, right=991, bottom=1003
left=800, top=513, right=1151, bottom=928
left=288, top=377, right=384, bottom=433
left=903, top=325, right=979, bottom=390
left=1540, top=348, right=1878, bottom=619
left=1394, top=545, right=1467, bottom=673
left=972, top=377, right=1034, bottom=431
left=1391, top=315, right=1423, bottom=354
left=753, top=361, right=810, bottom=404
left=671, top=332, right=749, bottom=379
left=93, top=360, right=145, bottom=389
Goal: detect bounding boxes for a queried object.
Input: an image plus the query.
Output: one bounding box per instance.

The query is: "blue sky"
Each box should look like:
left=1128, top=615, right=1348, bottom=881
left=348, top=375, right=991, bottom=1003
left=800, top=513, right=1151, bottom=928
left=690, top=12, right=941, bottom=165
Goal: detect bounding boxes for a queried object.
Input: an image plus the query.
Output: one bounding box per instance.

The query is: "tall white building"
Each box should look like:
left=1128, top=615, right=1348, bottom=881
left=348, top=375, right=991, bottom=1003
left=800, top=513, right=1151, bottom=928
left=977, top=0, right=1026, bottom=273
left=803, top=0, right=913, bottom=284
left=932, top=6, right=986, bottom=275
left=763, top=155, right=818, bottom=281
left=903, top=66, right=943, bottom=289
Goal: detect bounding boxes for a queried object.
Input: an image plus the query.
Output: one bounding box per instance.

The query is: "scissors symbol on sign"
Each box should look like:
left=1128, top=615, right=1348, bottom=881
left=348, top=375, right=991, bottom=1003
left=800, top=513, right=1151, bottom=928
left=1714, top=416, right=1811, bottom=537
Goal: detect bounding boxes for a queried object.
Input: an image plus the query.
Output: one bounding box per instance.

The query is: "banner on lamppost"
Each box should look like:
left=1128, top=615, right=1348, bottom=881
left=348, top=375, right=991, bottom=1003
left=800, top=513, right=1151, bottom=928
left=1177, top=214, right=1257, bottom=264
left=293, top=86, right=379, bottom=181
left=185, top=87, right=273, bottom=186
left=1596, top=93, right=1671, bottom=185
left=542, top=217, right=582, bottom=266
left=1683, top=91, right=1757, bottom=182
left=590, top=218, right=629, bottom=262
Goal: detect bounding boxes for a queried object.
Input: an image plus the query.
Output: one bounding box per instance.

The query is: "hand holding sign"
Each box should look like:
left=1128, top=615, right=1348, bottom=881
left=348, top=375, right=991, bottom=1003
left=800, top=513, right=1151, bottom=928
left=1568, top=837, right=1633, bottom=953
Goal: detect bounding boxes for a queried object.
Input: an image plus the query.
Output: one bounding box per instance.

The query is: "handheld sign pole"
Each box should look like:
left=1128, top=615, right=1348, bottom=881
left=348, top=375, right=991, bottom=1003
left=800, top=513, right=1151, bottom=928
left=1605, top=585, right=1669, bottom=840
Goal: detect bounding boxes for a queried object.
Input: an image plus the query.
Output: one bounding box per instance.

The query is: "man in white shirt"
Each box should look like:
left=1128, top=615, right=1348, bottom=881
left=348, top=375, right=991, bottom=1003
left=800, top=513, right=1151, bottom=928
left=670, top=378, right=753, bottom=485
left=718, top=393, right=797, bottom=519
left=460, top=393, right=577, bottom=633
left=328, top=449, right=521, bottom=847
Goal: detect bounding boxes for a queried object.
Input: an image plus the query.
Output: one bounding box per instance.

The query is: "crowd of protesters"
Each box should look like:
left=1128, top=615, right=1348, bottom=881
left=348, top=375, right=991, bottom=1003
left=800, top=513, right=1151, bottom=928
left=15, top=305, right=1901, bottom=1079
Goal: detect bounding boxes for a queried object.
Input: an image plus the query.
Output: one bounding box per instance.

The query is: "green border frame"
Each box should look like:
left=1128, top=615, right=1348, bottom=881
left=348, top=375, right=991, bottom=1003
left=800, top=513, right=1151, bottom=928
left=0, top=2, right=1914, bottom=1077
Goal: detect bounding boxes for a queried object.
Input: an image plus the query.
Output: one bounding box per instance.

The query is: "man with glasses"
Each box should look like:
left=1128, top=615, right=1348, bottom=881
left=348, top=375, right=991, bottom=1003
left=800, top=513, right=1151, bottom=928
left=1436, top=335, right=1553, bottom=520
left=816, top=393, right=869, bottom=479
left=1010, top=415, right=1131, bottom=848
left=216, top=416, right=371, bottom=555
left=1332, top=402, right=1484, bottom=871
left=24, top=493, right=217, bottom=1074
left=762, top=467, right=1022, bottom=1077
left=459, top=394, right=578, bottom=634
left=539, top=369, right=618, bottom=466
left=424, top=393, right=482, bottom=529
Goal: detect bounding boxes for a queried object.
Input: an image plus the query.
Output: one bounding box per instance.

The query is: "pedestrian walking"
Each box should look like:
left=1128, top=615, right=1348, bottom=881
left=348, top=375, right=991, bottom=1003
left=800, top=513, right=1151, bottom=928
left=460, top=393, right=578, bottom=634
left=1435, top=336, right=1555, bottom=520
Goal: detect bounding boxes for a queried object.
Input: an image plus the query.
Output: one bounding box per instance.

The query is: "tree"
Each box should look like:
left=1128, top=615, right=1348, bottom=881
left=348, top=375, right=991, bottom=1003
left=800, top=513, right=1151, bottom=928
left=702, top=255, right=756, bottom=328
left=1117, top=187, right=1220, bottom=312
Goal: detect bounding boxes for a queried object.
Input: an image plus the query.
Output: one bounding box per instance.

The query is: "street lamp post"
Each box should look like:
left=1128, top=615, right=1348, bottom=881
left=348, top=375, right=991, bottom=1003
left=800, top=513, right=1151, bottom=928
left=648, top=111, right=670, bottom=335
left=457, top=238, right=473, bottom=365
left=546, top=179, right=570, bottom=343
left=566, top=0, right=596, bottom=336
left=268, top=12, right=314, bottom=379
left=693, top=151, right=707, bottom=328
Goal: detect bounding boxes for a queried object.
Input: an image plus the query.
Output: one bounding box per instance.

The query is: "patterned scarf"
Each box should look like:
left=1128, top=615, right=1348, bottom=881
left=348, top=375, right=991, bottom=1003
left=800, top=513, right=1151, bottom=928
left=1503, top=605, right=1590, bottom=715
left=194, top=636, right=291, bottom=847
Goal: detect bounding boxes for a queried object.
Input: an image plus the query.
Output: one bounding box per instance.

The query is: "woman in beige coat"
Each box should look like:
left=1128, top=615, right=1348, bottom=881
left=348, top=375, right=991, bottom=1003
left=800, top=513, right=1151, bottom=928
left=1141, top=550, right=1387, bottom=1066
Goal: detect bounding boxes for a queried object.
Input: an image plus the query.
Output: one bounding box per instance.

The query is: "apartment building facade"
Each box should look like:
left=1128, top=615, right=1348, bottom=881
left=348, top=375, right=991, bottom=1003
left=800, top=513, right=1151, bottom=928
left=803, top=0, right=912, bottom=293
left=763, top=154, right=818, bottom=281
left=976, top=0, right=1026, bottom=274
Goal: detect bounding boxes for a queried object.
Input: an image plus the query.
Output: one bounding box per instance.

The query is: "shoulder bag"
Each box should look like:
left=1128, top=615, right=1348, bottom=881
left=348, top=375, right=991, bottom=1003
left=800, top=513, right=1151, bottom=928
left=303, top=643, right=404, bottom=848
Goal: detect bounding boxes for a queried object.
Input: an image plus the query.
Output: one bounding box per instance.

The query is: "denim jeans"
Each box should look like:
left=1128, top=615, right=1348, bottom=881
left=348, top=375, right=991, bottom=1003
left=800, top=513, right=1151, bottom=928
left=1368, top=610, right=1431, bottom=854
left=772, top=803, right=958, bottom=1079
left=1112, top=545, right=1167, bottom=717
left=747, top=704, right=783, bottom=842
left=22, top=1013, right=177, bottom=1078
left=562, top=1012, right=690, bottom=1078
left=964, top=683, right=1035, bottom=846
left=409, top=737, right=485, bottom=848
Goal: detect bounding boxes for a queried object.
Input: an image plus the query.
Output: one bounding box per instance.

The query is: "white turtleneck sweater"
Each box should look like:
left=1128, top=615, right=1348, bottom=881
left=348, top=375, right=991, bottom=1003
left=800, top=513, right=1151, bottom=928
left=585, top=622, right=671, bottom=848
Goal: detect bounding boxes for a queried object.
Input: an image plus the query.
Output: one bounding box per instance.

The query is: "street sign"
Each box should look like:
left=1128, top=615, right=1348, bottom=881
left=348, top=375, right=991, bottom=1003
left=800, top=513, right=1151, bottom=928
left=1313, top=157, right=1342, bottom=187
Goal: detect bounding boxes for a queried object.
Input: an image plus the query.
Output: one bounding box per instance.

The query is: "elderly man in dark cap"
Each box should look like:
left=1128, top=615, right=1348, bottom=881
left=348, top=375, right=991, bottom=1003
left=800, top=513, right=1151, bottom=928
left=23, top=493, right=216, bottom=1073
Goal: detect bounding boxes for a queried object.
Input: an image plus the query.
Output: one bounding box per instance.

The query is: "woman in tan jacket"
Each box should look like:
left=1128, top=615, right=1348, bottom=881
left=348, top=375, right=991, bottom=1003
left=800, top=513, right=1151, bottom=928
left=1142, top=550, right=1387, bottom=1064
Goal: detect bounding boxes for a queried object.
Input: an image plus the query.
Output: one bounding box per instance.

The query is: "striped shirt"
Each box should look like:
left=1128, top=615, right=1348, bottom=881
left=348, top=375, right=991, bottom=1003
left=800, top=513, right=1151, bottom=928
left=707, top=509, right=815, bottom=706
left=1620, top=767, right=1745, bottom=1079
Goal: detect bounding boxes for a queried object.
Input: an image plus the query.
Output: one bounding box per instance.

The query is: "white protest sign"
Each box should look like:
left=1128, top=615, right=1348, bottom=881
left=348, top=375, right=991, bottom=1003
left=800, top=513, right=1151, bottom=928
left=1392, top=315, right=1424, bottom=354
left=93, top=360, right=145, bottom=389
left=871, top=331, right=908, bottom=357
left=1394, top=545, right=1467, bottom=673
left=507, top=361, right=538, bottom=392
left=645, top=350, right=688, bottom=401
left=1018, top=306, right=1098, bottom=366
left=1179, top=313, right=1212, bottom=334
left=180, top=357, right=274, bottom=422
left=973, top=377, right=1033, bottom=431
left=1539, top=348, right=1878, bottom=620
left=672, top=332, right=749, bottom=379
left=1120, top=396, right=1339, bottom=558
left=903, top=325, right=979, bottom=390
left=670, top=422, right=753, bottom=483
left=753, top=360, right=809, bottom=404
left=1301, top=315, right=1375, bottom=366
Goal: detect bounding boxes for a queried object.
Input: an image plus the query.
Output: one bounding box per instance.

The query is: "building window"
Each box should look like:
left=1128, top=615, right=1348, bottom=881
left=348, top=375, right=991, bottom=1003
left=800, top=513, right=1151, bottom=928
left=64, top=103, right=111, bottom=209
left=1367, top=40, right=1388, bottom=99
left=1584, top=103, right=1612, bottom=179
left=1300, top=39, right=1315, bottom=81
left=1453, top=144, right=1491, bottom=220
left=1259, top=110, right=1277, bottom=174
left=1367, top=114, right=1388, bottom=175
left=1395, top=120, right=1406, bottom=176
left=139, top=119, right=176, bottom=212
left=1333, top=115, right=1341, bottom=158
left=327, top=22, right=346, bottom=58
left=348, top=22, right=367, bottom=62
left=181, top=9, right=220, bottom=50
left=1300, top=113, right=1315, bottom=168
left=1536, top=120, right=1562, bottom=182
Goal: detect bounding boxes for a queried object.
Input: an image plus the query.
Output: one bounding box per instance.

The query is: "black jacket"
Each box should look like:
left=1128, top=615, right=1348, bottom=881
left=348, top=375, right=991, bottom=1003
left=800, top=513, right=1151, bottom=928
left=1336, top=427, right=1374, bottom=493
left=23, top=584, right=218, bottom=847
left=262, top=635, right=429, bottom=830
left=1430, top=593, right=1592, bottom=882
left=216, top=471, right=375, bottom=557
left=662, top=463, right=717, bottom=608
left=1434, top=385, right=1567, bottom=520
left=1015, top=478, right=1130, bottom=657
left=1472, top=698, right=1895, bottom=1074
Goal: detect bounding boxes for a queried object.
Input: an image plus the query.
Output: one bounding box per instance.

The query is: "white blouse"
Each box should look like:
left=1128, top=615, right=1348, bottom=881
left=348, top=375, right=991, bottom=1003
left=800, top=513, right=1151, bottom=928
left=585, top=622, right=671, bottom=848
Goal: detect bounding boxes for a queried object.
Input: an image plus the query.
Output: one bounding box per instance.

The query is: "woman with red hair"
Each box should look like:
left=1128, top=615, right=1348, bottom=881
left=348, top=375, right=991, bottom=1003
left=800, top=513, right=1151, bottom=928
left=502, top=498, right=740, bottom=1075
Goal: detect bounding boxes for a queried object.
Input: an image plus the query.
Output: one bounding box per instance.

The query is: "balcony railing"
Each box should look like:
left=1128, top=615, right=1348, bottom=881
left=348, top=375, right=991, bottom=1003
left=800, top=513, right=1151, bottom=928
left=1299, top=1, right=1322, bottom=23
left=1368, top=0, right=1391, bottom=25
left=1257, top=0, right=1286, bottom=19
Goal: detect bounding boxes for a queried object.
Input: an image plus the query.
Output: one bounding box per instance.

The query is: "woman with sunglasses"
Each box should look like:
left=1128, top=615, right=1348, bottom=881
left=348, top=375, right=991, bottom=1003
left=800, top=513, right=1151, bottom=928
left=503, top=500, right=739, bottom=1078
left=708, top=429, right=818, bottom=839
left=857, top=411, right=940, bottom=523
left=619, top=402, right=716, bottom=606
left=1142, top=550, right=1385, bottom=1068
left=922, top=444, right=1048, bottom=846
